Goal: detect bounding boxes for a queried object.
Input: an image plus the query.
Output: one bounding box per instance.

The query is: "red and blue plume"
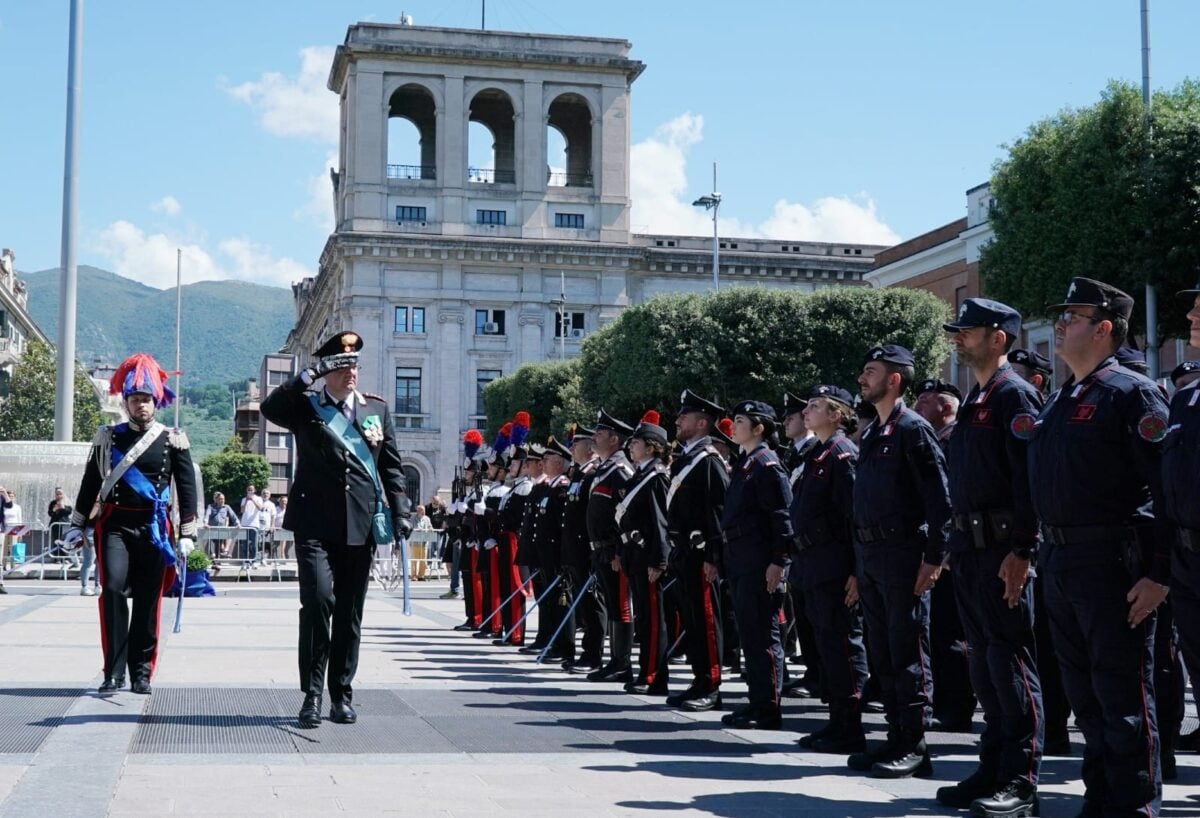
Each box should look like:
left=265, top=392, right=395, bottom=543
left=566, top=423, right=577, bottom=446
left=492, top=422, right=513, bottom=455
left=510, top=411, right=530, bottom=447
left=717, top=418, right=734, bottom=438
left=463, top=429, right=483, bottom=460
left=641, top=410, right=660, bottom=426
left=109, top=353, right=176, bottom=408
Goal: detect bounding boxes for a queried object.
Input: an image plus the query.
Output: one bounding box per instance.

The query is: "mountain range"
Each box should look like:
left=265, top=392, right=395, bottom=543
left=23, top=266, right=295, bottom=386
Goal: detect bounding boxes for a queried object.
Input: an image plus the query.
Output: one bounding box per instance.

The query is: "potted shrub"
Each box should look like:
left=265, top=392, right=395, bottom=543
left=168, top=548, right=217, bottom=597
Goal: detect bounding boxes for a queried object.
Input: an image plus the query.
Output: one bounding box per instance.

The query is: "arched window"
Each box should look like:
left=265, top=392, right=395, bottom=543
left=387, top=85, right=436, bottom=180
left=402, top=465, right=422, bottom=506
left=468, top=89, right=515, bottom=184
left=547, top=94, right=592, bottom=187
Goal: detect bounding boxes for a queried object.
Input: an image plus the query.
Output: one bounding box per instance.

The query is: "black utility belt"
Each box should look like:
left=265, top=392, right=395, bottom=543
left=723, top=522, right=763, bottom=543
left=854, top=524, right=918, bottom=545
left=620, top=531, right=645, bottom=547
left=1178, top=527, right=1200, bottom=553
left=590, top=538, right=618, bottom=552
left=953, top=510, right=1014, bottom=550
left=1041, top=523, right=1141, bottom=546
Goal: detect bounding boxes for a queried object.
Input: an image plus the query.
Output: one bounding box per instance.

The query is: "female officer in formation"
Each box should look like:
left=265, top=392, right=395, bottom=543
left=617, top=411, right=672, bottom=695
left=791, top=385, right=868, bottom=753
left=718, top=400, right=794, bottom=730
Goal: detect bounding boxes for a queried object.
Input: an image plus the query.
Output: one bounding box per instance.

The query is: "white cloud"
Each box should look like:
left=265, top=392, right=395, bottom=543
left=150, top=195, right=182, bottom=216
left=630, top=113, right=899, bottom=245
left=224, top=46, right=338, bottom=143
left=295, top=149, right=339, bottom=234
left=93, top=220, right=312, bottom=289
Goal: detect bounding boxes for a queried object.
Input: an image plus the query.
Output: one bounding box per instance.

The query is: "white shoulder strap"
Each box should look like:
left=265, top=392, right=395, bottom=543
left=98, top=422, right=166, bottom=501
left=666, top=448, right=712, bottom=508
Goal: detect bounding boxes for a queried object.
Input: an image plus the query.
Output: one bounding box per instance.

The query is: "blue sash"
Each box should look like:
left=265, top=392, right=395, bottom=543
left=110, top=429, right=175, bottom=568
left=307, top=394, right=394, bottom=544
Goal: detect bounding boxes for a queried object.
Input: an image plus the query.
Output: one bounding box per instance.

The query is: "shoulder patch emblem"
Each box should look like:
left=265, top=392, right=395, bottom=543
left=1010, top=413, right=1038, bottom=441
left=167, top=429, right=190, bottom=450
left=1137, top=413, right=1168, bottom=443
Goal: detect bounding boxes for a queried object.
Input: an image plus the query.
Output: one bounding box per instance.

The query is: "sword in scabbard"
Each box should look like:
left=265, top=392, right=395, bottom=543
left=537, top=572, right=596, bottom=664
left=480, top=568, right=541, bottom=627
left=501, top=573, right=562, bottom=642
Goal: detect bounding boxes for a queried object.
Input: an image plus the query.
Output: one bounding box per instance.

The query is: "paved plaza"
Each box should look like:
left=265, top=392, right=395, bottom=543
left=0, top=579, right=1197, bottom=818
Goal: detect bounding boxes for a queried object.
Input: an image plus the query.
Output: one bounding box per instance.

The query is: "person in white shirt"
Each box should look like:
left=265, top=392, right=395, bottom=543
left=273, top=496, right=292, bottom=559
left=239, top=484, right=264, bottom=560
left=259, top=490, right=278, bottom=561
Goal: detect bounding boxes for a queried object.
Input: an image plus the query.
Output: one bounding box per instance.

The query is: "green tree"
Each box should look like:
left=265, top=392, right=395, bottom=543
left=981, top=80, right=1200, bottom=339
left=0, top=338, right=104, bottom=441
left=577, top=287, right=950, bottom=426
left=482, top=359, right=584, bottom=440
left=199, top=449, right=270, bottom=505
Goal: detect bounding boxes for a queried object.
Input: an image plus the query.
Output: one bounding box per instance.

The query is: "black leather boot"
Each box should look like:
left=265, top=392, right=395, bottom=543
left=870, top=736, right=932, bottom=779
left=936, top=766, right=1000, bottom=808
left=298, top=694, right=322, bottom=729
left=812, top=700, right=866, bottom=754
left=969, top=778, right=1038, bottom=818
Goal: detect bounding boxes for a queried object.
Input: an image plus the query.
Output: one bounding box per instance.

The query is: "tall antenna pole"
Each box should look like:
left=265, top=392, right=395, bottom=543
left=481, top=0, right=486, bottom=29
left=54, top=0, right=84, bottom=442
left=1140, top=0, right=1159, bottom=378
left=560, top=271, right=566, bottom=361
left=712, top=162, right=721, bottom=291
left=173, top=248, right=182, bottom=429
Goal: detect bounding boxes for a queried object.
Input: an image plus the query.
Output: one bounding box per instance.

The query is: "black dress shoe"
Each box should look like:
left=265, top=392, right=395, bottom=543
left=472, top=629, right=499, bottom=639
left=565, top=659, right=599, bottom=675
left=870, top=741, right=932, bottom=779
left=797, top=721, right=837, bottom=749
left=848, top=736, right=901, bottom=772
left=453, top=622, right=476, bottom=632
left=538, top=651, right=565, bottom=663
left=298, top=694, right=322, bottom=729
left=588, top=664, right=632, bottom=683
left=624, top=681, right=669, bottom=696
left=131, top=679, right=152, bottom=695
left=517, top=645, right=545, bottom=655
left=721, top=706, right=781, bottom=730
left=330, top=701, right=357, bottom=724
left=679, top=691, right=721, bottom=712
left=98, top=677, right=125, bottom=694
left=969, top=779, right=1038, bottom=818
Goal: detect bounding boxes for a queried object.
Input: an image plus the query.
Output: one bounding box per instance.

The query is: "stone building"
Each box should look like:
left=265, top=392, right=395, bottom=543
left=234, top=353, right=298, bottom=496
left=0, top=248, right=50, bottom=399
left=284, top=22, right=881, bottom=500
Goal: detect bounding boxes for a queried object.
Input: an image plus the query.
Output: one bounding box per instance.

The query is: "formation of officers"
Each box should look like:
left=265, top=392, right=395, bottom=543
left=445, top=275, right=1200, bottom=818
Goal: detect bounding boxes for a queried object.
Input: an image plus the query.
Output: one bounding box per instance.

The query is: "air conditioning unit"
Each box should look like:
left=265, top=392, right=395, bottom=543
left=569, top=328, right=585, bottom=339
left=483, top=322, right=500, bottom=334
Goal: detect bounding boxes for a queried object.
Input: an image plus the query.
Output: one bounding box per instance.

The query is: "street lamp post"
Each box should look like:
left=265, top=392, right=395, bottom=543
left=692, top=161, right=722, bottom=290
left=1140, top=0, right=1159, bottom=379
left=54, top=0, right=84, bottom=441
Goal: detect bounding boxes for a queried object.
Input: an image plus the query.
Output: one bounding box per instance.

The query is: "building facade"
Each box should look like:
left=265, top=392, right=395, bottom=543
left=284, top=23, right=881, bottom=500
left=235, top=353, right=298, bottom=496
left=0, top=248, right=50, bottom=398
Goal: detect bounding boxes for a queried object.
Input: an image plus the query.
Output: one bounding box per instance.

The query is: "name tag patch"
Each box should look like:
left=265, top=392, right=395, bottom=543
left=1070, top=404, right=1097, bottom=423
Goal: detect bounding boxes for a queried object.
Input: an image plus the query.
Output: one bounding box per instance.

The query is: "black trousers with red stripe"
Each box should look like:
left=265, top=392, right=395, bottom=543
left=677, top=550, right=723, bottom=693
left=595, top=550, right=632, bottom=668
left=628, top=549, right=667, bottom=687
left=729, top=571, right=786, bottom=711
left=483, top=545, right=502, bottom=633
left=496, top=532, right=525, bottom=644
left=97, top=518, right=171, bottom=682
left=803, top=578, right=867, bottom=703
left=952, top=547, right=1043, bottom=786
left=1041, top=542, right=1161, bottom=815
left=463, top=547, right=482, bottom=627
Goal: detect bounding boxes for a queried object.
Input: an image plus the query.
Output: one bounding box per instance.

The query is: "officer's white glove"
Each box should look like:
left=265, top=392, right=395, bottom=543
left=467, top=539, right=480, bottom=550
left=178, top=537, right=195, bottom=557
left=483, top=538, right=497, bottom=550
left=62, top=527, right=84, bottom=549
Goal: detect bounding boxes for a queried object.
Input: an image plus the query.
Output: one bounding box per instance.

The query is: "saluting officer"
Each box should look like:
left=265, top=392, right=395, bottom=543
left=617, top=411, right=672, bottom=695
left=780, top=391, right=822, bottom=698
left=66, top=353, right=198, bottom=695
left=665, top=390, right=730, bottom=712
left=1027, top=277, right=1171, bottom=817
left=719, top=400, right=794, bottom=730
left=260, top=331, right=412, bottom=728
left=936, top=299, right=1045, bottom=816
left=849, top=344, right=952, bottom=779
left=559, top=425, right=605, bottom=673
left=586, top=410, right=636, bottom=683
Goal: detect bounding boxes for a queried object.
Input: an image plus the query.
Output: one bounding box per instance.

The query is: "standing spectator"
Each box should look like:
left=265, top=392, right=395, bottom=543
left=48, top=487, right=77, bottom=575
left=274, top=496, right=292, bottom=559
left=239, top=484, right=264, bottom=561
left=205, top=492, right=239, bottom=557
left=47, top=487, right=73, bottom=527
left=6, top=489, right=22, bottom=526
left=0, top=485, right=10, bottom=593
left=259, top=490, right=278, bottom=563
left=411, top=505, right=432, bottom=579
left=431, top=496, right=457, bottom=598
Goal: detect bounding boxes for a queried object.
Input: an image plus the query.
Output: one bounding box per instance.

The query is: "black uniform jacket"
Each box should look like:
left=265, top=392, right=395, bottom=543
left=946, top=364, right=1043, bottom=559
left=790, top=431, right=857, bottom=589
left=666, top=437, right=729, bottom=560
left=617, top=460, right=671, bottom=569
left=561, top=458, right=599, bottom=571
left=514, top=477, right=546, bottom=565
left=1163, top=379, right=1200, bottom=533
left=1027, top=357, right=1172, bottom=584
left=852, top=400, right=952, bottom=566
left=587, top=451, right=634, bottom=561
left=719, top=443, right=794, bottom=578
left=260, top=376, right=408, bottom=546
left=73, top=422, right=199, bottom=533
left=531, top=473, right=569, bottom=572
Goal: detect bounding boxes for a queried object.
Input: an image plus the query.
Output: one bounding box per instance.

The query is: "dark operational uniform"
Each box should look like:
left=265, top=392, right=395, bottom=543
left=530, top=465, right=570, bottom=657
left=790, top=386, right=868, bottom=753
left=937, top=300, right=1047, bottom=811
left=587, top=435, right=635, bottom=681
left=781, top=402, right=822, bottom=694
left=719, top=404, right=794, bottom=727
left=1027, top=280, right=1171, bottom=817
left=497, top=470, right=534, bottom=646
left=665, top=431, right=729, bottom=707
left=617, top=455, right=671, bottom=693
left=71, top=411, right=197, bottom=689
left=260, top=332, right=410, bottom=713
left=852, top=350, right=951, bottom=773
left=560, top=445, right=604, bottom=669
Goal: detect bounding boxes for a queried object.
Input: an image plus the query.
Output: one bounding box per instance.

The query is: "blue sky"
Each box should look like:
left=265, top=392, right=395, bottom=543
left=2, top=1, right=1198, bottom=289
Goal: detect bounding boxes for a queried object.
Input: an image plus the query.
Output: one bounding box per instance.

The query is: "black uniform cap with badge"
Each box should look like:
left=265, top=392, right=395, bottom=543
left=545, top=436, right=572, bottom=460
left=806, top=384, right=855, bottom=410
left=782, top=391, right=808, bottom=418
left=594, top=408, right=635, bottom=437
left=677, top=389, right=724, bottom=419
left=1048, top=276, right=1135, bottom=320
left=732, top=399, right=777, bottom=430
left=1171, top=359, right=1200, bottom=389
left=1010, top=348, right=1052, bottom=375
left=863, top=343, right=915, bottom=368
left=1115, top=346, right=1150, bottom=376
left=630, top=410, right=669, bottom=446
left=943, top=297, right=1023, bottom=340
left=313, top=331, right=363, bottom=371
left=916, top=378, right=962, bottom=402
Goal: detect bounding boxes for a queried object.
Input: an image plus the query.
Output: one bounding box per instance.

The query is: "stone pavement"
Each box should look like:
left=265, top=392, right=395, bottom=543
left=0, top=580, right=1197, bottom=817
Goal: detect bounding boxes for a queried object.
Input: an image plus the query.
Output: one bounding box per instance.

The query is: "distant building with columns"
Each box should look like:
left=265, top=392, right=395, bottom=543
left=284, top=22, right=881, bottom=502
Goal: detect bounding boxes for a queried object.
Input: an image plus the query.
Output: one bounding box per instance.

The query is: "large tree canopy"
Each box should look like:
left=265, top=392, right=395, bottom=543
left=0, top=339, right=104, bottom=442
left=981, top=80, right=1200, bottom=339
left=483, top=286, right=950, bottom=440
